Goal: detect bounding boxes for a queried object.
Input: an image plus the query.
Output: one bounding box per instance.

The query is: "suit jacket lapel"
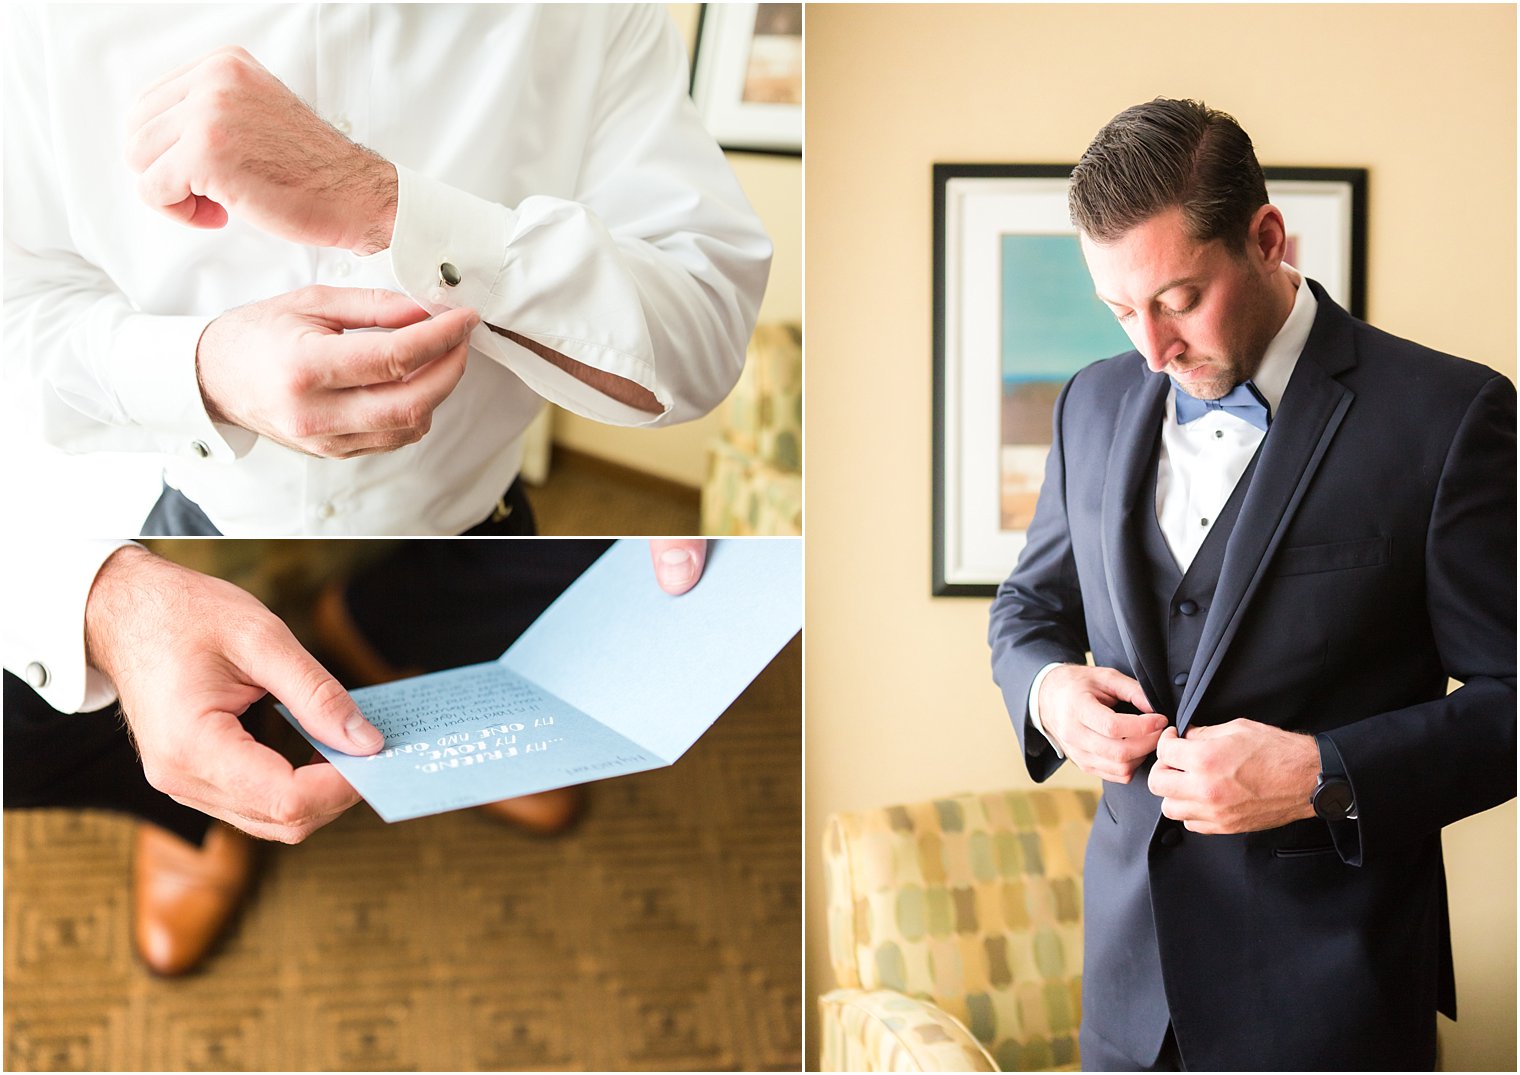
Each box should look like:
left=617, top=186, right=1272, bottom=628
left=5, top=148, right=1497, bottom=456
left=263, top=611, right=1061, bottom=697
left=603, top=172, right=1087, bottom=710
left=1176, top=282, right=1358, bottom=732
left=1101, top=367, right=1170, bottom=712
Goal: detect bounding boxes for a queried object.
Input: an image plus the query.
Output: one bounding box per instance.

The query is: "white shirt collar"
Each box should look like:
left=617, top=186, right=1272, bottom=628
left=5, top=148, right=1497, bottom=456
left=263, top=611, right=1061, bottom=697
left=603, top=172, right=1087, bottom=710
left=1250, top=264, right=1316, bottom=416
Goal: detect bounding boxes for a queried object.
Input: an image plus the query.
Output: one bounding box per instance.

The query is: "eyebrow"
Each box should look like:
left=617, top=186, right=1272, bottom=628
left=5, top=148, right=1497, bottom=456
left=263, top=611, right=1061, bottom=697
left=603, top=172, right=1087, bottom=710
left=1095, top=276, right=1204, bottom=308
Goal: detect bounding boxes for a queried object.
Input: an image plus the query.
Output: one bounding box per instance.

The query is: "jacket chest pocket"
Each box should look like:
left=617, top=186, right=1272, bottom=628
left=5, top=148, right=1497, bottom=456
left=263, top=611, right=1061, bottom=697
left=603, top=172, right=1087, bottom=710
left=1272, top=535, right=1390, bottom=577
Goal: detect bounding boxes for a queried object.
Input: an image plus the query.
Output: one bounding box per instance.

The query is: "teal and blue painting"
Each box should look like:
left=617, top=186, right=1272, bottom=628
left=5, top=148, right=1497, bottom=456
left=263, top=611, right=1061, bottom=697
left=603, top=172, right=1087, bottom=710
left=999, top=233, right=1130, bottom=528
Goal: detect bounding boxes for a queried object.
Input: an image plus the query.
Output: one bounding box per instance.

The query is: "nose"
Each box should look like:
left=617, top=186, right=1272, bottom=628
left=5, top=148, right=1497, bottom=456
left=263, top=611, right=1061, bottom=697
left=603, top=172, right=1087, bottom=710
left=1138, top=313, right=1183, bottom=372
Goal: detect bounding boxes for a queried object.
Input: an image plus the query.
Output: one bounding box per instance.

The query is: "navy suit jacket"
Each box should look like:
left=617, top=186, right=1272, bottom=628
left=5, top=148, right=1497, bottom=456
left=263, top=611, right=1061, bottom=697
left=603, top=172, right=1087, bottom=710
left=988, top=280, right=1516, bottom=1070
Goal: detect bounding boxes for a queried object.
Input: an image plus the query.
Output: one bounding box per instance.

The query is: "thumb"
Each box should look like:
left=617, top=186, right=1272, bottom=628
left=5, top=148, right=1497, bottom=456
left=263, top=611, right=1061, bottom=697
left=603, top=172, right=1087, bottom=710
left=244, top=623, right=383, bottom=755
left=650, top=539, right=707, bottom=596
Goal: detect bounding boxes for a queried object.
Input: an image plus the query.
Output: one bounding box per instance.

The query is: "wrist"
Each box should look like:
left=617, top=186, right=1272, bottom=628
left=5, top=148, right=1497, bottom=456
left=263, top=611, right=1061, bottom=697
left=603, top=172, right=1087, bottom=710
left=347, top=154, right=398, bottom=255
left=195, top=316, right=231, bottom=425
left=83, top=545, right=158, bottom=686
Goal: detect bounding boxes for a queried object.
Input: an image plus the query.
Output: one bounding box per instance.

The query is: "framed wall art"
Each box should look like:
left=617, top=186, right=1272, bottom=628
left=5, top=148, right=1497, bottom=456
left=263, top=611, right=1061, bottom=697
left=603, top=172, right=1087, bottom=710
left=932, top=164, right=1367, bottom=596
left=690, top=3, right=802, bottom=156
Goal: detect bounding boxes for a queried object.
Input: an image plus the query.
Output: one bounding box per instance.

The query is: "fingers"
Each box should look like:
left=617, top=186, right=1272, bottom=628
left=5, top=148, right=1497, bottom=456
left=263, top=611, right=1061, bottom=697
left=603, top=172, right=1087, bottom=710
left=235, top=620, right=383, bottom=755
left=157, top=712, right=361, bottom=844
left=135, top=141, right=231, bottom=229
left=301, top=286, right=439, bottom=334
left=650, top=539, right=707, bottom=595
left=123, top=99, right=187, bottom=175
left=341, top=332, right=471, bottom=432
left=314, top=305, right=478, bottom=387
left=125, top=46, right=258, bottom=133
left=1090, top=666, right=1157, bottom=714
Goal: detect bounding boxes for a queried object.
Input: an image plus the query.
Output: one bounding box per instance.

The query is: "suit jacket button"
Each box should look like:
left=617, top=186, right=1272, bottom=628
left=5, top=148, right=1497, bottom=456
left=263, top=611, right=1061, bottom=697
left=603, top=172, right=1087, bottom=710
left=1172, top=672, right=1188, bottom=687
left=1159, top=826, right=1182, bottom=847
left=1177, top=599, right=1199, bottom=616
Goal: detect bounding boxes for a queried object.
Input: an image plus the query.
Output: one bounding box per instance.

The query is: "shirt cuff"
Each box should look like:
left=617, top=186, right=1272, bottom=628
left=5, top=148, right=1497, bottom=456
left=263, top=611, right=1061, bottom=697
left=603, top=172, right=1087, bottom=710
left=382, top=163, right=670, bottom=427
left=2, top=540, right=136, bottom=713
left=1027, top=662, right=1066, bottom=759
left=105, top=312, right=256, bottom=461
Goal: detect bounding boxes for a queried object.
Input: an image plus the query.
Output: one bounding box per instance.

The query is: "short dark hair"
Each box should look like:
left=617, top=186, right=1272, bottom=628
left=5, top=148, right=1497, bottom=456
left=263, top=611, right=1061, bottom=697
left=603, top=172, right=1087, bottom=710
left=1068, top=98, right=1268, bottom=251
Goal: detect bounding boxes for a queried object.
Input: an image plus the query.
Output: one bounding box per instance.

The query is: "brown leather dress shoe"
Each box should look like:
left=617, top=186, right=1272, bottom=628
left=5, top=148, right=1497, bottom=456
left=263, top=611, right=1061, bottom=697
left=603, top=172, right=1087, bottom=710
left=475, top=786, right=587, bottom=834
left=312, top=578, right=588, bottom=835
left=133, top=821, right=256, bottom=976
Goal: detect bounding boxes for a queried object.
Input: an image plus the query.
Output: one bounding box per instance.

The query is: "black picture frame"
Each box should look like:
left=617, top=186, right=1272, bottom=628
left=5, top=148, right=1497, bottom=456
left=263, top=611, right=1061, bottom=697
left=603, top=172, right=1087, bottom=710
left=932, top=164, right=1368, bottom=597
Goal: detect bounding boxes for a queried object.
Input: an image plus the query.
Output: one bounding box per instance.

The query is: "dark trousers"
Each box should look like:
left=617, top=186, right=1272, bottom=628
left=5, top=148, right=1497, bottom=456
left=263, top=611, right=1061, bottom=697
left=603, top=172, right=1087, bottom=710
left=140, top=477, right=539, bottom=537
left=4, top=537, right=614, bottom=842
left=4, top=672, right=217, bottom=845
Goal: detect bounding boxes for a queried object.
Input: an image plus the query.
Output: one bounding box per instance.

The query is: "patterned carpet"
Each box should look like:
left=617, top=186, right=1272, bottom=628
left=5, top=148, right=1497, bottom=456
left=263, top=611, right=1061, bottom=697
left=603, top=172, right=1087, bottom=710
left=4, top=543, right=799, bottom=1071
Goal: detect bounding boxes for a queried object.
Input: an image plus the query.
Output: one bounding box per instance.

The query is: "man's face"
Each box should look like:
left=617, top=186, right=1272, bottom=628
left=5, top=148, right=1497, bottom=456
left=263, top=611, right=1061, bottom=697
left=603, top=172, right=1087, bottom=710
left=1080, top=206, right=1282, bottom=401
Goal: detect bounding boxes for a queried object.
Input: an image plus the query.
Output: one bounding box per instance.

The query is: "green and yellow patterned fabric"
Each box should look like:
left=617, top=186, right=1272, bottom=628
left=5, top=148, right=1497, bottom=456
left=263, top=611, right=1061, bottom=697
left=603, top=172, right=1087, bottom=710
left=700, top=322, right=802, bottom=535
left=820, top=789, right=1099, bottom=1071
left=819, top=989, right=998, bottom=1072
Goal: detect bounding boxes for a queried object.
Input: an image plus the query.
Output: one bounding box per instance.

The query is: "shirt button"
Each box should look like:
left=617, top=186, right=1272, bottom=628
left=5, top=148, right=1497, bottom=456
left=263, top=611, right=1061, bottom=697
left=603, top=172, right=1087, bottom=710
left=1200, top=517, right=1210, bottom=527
left=1215, top=429, right=1224, bottom=439
left=333, top=260, right=351, bottom=278
left=429, top=288, right=448, bottom=305
left=333, top=116, right=352, bottom=135
left=25, top=662, right=49, bottom=689
left=439, top=262, right=462, bottom=287
left=1172, top=672, right=1189, bottom=687
left=190, top=440, right=210, bottom=459
left=1177, top=600, right=1199, bottom=616
left=316, top=502, right=336, bottom=520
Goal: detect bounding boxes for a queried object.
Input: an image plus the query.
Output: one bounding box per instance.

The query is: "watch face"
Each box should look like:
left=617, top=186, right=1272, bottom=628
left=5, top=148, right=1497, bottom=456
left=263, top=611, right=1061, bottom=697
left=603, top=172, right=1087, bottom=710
left=1315, top=779, right=1354, bottom=819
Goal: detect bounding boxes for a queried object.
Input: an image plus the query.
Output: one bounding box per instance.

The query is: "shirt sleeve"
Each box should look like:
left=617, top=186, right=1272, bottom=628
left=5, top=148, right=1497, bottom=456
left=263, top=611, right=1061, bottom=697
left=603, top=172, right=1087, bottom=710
left=1, top=540, right=136, bottom=713
left=1026, top=661, right=1067, bottom=758
left=381, top=4, right=772, bottom=427
left=2, top=5, right=253, bottom=463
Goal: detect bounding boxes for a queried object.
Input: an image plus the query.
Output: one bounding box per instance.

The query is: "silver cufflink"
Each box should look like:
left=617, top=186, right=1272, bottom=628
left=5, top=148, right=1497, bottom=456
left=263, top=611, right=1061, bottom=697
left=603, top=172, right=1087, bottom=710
left=439, top=262, right=462, bottom=287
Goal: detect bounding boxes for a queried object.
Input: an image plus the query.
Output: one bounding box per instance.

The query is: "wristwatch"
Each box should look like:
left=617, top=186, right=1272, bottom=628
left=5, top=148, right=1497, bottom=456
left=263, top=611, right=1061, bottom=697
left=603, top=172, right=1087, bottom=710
left=1311, top=774, right=1357, bottom=821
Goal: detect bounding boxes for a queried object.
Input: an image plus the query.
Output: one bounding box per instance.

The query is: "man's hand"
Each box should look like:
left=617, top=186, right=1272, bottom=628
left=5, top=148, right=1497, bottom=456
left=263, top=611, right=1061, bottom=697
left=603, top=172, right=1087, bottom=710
left=197, top=286, right=477, bottom=458
left=650, top=539, right=707, bottom=595
left=84, top=546, right=384, bottom=843
left=124, top=46, right=397, bottom=253
left=1038, top=664, right=1167, bottom=783
left=1148, top=720, right=1320, bottom=834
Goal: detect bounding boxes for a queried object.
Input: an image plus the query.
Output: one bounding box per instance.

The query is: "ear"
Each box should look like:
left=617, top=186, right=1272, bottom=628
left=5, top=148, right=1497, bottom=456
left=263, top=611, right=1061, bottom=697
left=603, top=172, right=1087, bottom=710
left=1248, top=204, right=1288, bottom=271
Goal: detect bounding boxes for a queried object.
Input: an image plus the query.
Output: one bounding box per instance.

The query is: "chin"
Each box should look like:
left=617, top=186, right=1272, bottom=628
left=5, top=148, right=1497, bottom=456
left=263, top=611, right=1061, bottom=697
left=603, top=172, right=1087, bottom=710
left=1171, top=376, right=1234, bottom=402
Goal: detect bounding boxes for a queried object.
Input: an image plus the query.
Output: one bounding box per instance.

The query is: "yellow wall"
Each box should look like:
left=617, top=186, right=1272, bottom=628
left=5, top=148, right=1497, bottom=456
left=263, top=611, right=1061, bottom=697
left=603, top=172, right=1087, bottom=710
left=804, top=5, right=1516, bottom=1070
left=551, top=3, right=802, bottom=486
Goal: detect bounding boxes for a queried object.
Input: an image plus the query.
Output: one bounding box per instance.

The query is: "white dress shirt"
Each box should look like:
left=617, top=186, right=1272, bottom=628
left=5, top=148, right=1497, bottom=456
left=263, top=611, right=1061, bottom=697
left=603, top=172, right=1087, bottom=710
left=3, top=4, right=771, bottom=536
left=2, top=540, right=135, bottom=713
left=1028, top=268, right=1316, bottom=755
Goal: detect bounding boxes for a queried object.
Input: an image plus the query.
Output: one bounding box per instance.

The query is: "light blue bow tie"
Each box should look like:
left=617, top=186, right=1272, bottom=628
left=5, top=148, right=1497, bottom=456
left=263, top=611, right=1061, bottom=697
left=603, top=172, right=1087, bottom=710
left=1174, top=381, right=1271, bottom=432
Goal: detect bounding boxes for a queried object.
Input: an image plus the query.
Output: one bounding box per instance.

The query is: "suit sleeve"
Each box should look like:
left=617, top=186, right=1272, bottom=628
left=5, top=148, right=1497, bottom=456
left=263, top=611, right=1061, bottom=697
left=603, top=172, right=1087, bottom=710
left=1321, top=373, right=1517, bottom=864
left=988, top=376, right=1092, bottom=782
left=383, top=5, right=772, bottom=427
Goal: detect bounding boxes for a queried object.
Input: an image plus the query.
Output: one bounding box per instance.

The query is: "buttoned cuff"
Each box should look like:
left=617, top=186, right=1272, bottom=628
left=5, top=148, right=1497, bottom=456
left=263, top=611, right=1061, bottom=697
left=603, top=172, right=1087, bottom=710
left=2, top=540, right=136, bottom=714
left=383, top=163, right=670, bottom=427
left=1027, top=662, right=1066, bottom=759
left=105, top=312, right=256, bottom=461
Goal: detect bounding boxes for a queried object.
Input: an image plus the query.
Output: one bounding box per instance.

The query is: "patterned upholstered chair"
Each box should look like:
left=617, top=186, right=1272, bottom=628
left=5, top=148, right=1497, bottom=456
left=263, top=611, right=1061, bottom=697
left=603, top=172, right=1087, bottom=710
left=700, top=322, right=802, bottom=535
left=819, top=788, right=1099, bottom=1071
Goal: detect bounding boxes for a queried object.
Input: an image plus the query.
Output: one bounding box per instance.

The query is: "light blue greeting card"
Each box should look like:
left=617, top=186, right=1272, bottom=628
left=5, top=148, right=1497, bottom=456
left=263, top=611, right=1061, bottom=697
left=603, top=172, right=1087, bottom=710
left=279, top=539, right=802, bottom=822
